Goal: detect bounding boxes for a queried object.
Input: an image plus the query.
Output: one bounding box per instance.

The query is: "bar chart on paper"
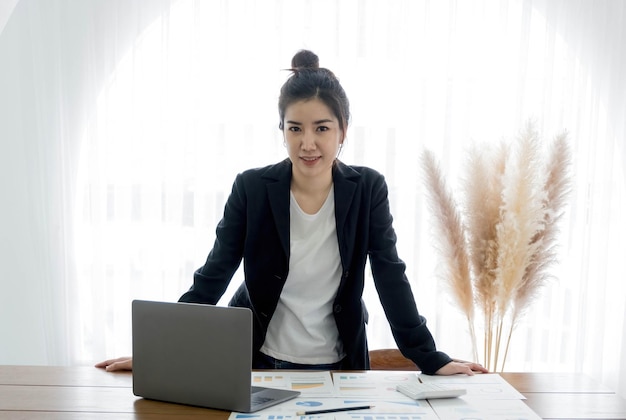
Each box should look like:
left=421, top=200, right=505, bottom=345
left=251, top=371, right=336, bottom=396
left=332, top=372, right=417, bottom=398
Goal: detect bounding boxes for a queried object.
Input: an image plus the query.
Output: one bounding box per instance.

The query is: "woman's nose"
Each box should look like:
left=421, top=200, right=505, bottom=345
left=301, top=131, right=316, bottom=150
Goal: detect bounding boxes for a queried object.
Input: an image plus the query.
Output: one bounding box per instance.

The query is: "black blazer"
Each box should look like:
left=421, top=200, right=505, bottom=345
left=179, top=159, right=452, bottom=374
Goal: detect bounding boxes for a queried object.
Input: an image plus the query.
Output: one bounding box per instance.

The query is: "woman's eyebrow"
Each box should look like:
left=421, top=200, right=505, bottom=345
left=285, top=119, right=335, bottom=125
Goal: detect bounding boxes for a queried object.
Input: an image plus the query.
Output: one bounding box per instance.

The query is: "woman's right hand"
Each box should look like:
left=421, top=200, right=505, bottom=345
left=95, top=356, right=133, bottom=372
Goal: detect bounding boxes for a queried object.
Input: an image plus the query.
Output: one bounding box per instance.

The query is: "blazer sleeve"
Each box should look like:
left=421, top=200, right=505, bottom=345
left=179, top=173, right=248, bottom=304
left=367, top=172, right=453, bottom=374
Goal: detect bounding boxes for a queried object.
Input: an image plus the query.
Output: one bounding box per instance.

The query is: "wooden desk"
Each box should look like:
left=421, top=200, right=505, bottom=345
left=0, top=365, right=220, bottom=419
left=1, top=366, right=625, bottom=419
left=500, top=372, right=626, bottom=420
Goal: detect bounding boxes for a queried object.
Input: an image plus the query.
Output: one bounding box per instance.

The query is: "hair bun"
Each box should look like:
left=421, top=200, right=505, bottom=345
left=291, top=50, right=319, bottom=70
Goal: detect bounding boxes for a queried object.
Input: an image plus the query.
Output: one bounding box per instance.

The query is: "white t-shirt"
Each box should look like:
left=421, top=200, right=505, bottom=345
left=260, top=186, right=345, bottom=364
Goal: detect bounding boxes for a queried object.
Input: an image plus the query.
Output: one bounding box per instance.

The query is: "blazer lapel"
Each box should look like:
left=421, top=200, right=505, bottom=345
left=265, top=160, right=292, bottom=258
left=333, top=161, right=359, bottom=269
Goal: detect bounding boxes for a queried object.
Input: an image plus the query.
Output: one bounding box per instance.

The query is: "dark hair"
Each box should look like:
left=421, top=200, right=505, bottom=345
left=278, top=50, right=350, bottom=135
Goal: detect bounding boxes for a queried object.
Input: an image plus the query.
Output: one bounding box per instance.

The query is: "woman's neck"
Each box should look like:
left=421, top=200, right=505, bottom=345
left=290, top=171, right=333, bottom=214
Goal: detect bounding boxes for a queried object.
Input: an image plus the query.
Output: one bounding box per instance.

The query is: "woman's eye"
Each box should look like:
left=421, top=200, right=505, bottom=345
left=288, top=126, right=301, bottom=132
left=317, top=126, right=329, bottom=132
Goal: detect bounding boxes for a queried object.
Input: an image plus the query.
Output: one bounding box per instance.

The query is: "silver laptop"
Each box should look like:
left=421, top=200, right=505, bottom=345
left=132, top=300, right=300, bottom=412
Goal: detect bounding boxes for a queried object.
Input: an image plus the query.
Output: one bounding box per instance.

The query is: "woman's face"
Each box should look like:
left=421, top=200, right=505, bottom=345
left=283, top=98, right=345, bottom=184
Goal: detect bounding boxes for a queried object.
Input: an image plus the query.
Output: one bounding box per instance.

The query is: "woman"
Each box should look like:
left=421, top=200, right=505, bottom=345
left=97, top=50, right=486, bottom=376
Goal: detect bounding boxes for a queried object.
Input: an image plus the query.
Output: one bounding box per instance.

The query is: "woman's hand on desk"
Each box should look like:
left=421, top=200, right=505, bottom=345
left=95, top=357, right=133, bottom=372
left=435, top=359, right=488, bottom=376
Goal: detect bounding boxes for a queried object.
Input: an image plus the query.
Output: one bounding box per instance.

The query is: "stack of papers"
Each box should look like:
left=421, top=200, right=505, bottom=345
left=228, top=371, right=541, bottom=420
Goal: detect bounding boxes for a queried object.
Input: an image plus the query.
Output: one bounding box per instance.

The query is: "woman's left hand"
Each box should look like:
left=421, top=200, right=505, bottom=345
left=435, top=359, right=489, bottom=376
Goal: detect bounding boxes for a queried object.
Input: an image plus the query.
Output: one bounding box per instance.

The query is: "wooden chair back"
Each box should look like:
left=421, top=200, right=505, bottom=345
left=368, top=348, right=419, bottom=370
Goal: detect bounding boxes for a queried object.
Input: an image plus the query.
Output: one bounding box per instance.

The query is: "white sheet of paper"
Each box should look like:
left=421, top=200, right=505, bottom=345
left=228, top=397, right=439, bottom=419
left=335, top=412, right=440, bottom=420
left=250, top=396, right=431, bottom=414
left=428, top=397, right=542, bottom=420
left=251, top=371, right=337, bottom=397
left=331, top=371, right=421, bottom=399
left=418, top=373, right=526, bottom=399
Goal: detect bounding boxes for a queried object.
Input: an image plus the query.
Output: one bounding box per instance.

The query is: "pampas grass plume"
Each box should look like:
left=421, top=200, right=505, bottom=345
left=421, top=122, right=571, bottom=372
left=421, top=149, right=478, bottom=361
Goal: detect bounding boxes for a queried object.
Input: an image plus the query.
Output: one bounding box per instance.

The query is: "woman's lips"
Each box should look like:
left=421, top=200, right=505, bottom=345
left=300, top=156, right=321, bottom=165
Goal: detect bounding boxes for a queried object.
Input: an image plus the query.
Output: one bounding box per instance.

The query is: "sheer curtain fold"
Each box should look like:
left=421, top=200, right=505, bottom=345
left=0, top=0, right=624, bottom=398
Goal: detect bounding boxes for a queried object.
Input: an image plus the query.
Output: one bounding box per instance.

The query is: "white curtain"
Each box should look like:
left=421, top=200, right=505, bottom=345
left=1, top=0, right=624, bottom=398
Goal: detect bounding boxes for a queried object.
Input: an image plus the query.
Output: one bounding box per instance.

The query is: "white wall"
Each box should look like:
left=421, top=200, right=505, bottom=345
left=0, top=0, right=168, bottom=364
left=0, top=0, right=18, bottom=34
